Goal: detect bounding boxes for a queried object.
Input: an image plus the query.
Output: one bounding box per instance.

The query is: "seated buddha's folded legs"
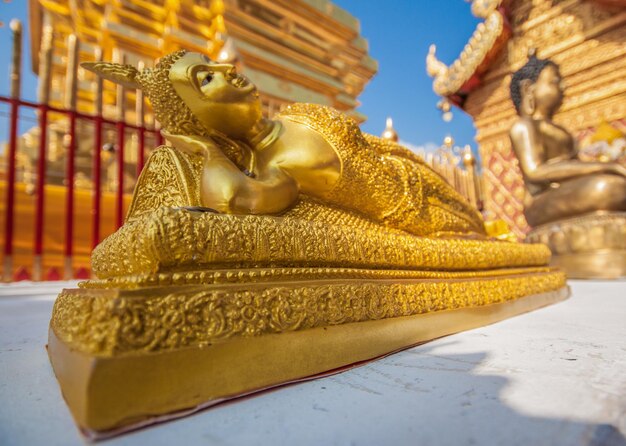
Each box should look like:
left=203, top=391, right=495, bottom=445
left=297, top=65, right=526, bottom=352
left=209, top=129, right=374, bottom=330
left=525, top=174, right=626, bottom=227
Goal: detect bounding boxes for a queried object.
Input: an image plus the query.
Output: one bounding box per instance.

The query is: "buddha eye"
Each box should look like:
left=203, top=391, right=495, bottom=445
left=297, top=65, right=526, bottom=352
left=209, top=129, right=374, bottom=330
left=201, top=73, right=213, bottom=86
left=197, top=70, right=213, bottom=87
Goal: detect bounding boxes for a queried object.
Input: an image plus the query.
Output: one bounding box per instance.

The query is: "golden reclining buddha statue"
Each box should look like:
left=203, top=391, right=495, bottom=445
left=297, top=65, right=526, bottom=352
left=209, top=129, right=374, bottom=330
left=95, top=50, right=486, bottom=237
left=509, top=54, right=626, bottom=278
left=47, top=50, right=568, bottom=438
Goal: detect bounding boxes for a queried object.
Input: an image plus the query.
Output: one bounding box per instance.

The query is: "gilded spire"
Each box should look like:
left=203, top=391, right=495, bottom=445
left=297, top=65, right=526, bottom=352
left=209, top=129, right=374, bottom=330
left=381, top=117, right=399, bottom=142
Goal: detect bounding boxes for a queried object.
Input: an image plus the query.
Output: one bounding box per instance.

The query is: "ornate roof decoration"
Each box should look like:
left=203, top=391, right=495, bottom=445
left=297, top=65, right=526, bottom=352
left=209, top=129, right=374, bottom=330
left=470, top=0, right=504, bottom=18
left=426, top=0, right=511, bottom=107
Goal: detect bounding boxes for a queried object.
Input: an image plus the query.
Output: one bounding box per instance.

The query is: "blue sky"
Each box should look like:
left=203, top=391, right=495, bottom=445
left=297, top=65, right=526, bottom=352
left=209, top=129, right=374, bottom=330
left=0, top=1, right=480, bottom=149
left=332, top=0, right=480, bottom=149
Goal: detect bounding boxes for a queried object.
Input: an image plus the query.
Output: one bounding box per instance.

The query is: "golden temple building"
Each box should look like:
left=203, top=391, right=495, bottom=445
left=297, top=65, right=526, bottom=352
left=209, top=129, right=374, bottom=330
left=29, top=0, right=377, bottom=123
left=427, top=0, right=626, bottom=236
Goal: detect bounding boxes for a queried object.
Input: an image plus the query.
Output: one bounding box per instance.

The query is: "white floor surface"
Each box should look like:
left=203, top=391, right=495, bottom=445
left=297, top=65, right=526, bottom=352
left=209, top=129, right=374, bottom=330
left=0, top=280, right=625, bottom=446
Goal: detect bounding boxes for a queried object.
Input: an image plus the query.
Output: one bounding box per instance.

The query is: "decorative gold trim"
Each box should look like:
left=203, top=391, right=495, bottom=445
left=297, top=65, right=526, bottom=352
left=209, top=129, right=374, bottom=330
left=83, top=265, right=555, bottom=289
left=48, top=285, right=569, bottom=436
left=90, top=207, right=552, bottom=279
left=52, top=269, right=566, bottom=356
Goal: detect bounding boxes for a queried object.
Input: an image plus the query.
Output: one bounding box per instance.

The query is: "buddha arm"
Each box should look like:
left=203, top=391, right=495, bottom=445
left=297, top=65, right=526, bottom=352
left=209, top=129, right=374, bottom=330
left=528, top=160, right=626, bottom=183
left=164, top=132, right=299, bottom=214
left=510, top=121, right=626, bottom=184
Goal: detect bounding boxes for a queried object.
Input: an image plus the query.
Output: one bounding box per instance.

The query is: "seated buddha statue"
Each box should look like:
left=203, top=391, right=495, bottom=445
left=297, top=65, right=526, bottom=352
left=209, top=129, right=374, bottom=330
left=84, top=50, right=484, bottom=237
left=509, top=55, right=626, bottom=227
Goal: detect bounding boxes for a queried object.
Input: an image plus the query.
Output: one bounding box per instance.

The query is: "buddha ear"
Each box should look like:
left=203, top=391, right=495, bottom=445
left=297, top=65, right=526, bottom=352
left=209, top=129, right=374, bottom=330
left=81, top=61, right=141, bottom=89
left=519, top=79, right=536, bottom=114
left=520, top=79, right=532, bottom=94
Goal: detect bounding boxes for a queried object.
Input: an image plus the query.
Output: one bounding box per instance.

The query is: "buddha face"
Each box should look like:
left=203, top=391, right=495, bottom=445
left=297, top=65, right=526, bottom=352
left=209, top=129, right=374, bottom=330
left=525, top=64, right=563, bottom=117
left=169, top=52, right=262, bottom=139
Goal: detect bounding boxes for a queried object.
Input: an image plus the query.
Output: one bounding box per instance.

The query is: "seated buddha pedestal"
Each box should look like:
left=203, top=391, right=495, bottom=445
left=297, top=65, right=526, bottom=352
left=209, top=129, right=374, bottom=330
left=525, top=213, right=626, bottom=279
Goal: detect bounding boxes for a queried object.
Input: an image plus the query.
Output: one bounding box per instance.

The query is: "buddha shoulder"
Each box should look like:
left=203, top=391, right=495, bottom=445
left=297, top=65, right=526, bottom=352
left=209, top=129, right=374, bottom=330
left=509, top=117, right=536, bottom=140
left=272, top=103, right=358, bottom=171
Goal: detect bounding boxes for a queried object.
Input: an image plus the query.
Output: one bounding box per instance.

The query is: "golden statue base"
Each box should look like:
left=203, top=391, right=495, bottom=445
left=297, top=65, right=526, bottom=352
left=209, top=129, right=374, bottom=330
left=46, top=51, right=572, bottom=438
left=48, top=205, right=568, bottom=436
left=48, top=262, right=567, bottom=438
left=526, top=212, right=626, bottom=279
left=45, top=198, right=571, bottom=438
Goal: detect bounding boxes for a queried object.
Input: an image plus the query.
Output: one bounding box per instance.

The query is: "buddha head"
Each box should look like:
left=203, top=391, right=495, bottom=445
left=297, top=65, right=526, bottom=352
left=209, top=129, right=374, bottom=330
left=510, top=54, right=563, bottom=119
left=82, top=50, right=262, bottom=140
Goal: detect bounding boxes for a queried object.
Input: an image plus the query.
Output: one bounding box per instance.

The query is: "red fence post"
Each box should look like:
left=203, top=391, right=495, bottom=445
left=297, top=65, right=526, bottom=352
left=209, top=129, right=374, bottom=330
left=91, top=49, right=104, bottom=250
left=115, top=119, right=125, bottom=228
left=3, top=20, right=22, bottom=281
left=136, top=62, right=145, bottom=176
left=113, top=50, right=126, bottom=229
left=156, top=123, right=164, bottom=147
left=137, top=126, right=145, bottom=175
left=33, top=21, right=53, bottom=281
left=3, top=102, right=20, bottom=280
left=33, top=105, right=48, bottom=278
left=64, top=111, right=77, bottom=277
left=92, top=119, right=103, bottom=249
left=63, top=34, right=79, bottom=279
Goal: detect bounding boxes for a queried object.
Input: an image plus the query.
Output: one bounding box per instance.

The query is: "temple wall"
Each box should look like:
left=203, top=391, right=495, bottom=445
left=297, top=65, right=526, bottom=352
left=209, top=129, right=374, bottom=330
left=464, top=0, right=626, bottom=235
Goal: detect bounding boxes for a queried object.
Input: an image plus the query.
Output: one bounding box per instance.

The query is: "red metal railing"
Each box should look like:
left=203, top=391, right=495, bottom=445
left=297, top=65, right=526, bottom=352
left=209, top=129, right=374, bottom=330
left=0, top=95, right=161, bottom=281
left=3, top=96, right=20, bottom=280
left=34, top=101, right=48, bottom=264
left=115, top=119, right=126, bottom=228
left=92, top=113, right=104, bottom=250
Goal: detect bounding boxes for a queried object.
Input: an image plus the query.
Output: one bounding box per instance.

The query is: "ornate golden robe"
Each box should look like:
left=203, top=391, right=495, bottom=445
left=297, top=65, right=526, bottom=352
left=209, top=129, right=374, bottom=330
left=277, top=104, right=485, bottom=236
